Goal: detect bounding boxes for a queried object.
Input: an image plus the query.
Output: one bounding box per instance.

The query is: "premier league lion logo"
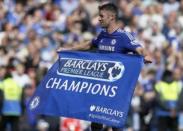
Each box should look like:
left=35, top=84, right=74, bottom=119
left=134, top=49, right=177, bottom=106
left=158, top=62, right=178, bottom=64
left=108, top=62, right=125, bottom=81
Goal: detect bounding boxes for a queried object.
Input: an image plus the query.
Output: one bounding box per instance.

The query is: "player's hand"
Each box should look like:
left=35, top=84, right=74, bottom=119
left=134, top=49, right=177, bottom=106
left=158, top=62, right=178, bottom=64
left=144, top=55, right=153, bottom=64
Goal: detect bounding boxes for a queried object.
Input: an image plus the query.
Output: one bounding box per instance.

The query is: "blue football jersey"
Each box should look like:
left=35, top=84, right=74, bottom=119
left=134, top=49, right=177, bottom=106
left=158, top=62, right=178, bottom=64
left=92, top=28, right=141, bottom=53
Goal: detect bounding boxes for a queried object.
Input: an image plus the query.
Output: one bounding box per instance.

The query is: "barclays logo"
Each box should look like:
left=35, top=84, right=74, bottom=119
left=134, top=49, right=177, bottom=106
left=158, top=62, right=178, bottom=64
left=57, top=58, right=125, bottom=82
left=90, top=105, right=96, bottom=112
left=89, top=105, right=124, bottom=118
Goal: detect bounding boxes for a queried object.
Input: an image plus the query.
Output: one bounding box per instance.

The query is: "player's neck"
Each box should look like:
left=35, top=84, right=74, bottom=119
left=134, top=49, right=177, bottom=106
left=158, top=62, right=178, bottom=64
left=106, top=22, right=119, bottom=34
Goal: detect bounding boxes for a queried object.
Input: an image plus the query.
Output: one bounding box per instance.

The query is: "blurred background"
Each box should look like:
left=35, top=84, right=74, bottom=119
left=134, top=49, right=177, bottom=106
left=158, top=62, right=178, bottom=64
left=0, top=0, right=183, bottom=131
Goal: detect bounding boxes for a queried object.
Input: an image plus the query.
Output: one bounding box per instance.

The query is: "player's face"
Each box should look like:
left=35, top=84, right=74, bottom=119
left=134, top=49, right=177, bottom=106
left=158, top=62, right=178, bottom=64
left=98, top=10, right=113, bottom=28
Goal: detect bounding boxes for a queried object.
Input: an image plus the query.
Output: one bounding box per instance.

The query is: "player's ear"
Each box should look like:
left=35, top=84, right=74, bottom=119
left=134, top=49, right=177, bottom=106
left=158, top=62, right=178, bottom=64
left=110, top=13, right=115, bottom=21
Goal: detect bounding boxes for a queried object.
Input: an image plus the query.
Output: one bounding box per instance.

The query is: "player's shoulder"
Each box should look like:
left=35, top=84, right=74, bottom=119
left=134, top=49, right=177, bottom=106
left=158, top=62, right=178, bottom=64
left=116, top=28, right=130, bottom=36
left=116, top=28, right=125, bottom=34
left=117, top=28, right=132, bottom=34
left=116, top=28, right=134, bottom=38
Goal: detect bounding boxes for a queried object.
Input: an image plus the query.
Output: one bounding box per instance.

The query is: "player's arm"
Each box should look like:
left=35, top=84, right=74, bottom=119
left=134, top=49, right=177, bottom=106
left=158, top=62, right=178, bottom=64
left=57, top=41, right=92, bottom=51
left=135, top=47, right=152, bottom=63
left=122, top=31, right=152, bottom=63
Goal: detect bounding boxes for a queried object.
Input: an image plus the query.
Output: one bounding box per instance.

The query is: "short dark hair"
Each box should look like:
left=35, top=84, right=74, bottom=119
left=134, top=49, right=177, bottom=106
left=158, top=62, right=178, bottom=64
left=98, top=3, right=118, bottom=19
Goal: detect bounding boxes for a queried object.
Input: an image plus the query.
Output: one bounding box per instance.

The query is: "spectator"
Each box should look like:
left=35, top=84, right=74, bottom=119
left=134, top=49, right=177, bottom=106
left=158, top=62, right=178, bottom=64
left=154, top=70, right=182, bottom=131
left=12, top=63, right=31, bottom=88
left=0, top=71, right=23, bottom=131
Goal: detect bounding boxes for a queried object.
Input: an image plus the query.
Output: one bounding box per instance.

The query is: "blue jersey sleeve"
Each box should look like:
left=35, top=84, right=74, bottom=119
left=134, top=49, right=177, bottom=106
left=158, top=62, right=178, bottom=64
left=91, top=32, right=103, bottom=47
left=91, top=37, right=99, bottom=47
left=122, top=31, right=141, bottom=52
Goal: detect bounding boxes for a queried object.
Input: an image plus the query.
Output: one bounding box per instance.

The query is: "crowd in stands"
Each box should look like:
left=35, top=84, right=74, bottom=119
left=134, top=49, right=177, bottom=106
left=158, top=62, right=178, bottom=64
left=0, top=0, right=183, bottom=131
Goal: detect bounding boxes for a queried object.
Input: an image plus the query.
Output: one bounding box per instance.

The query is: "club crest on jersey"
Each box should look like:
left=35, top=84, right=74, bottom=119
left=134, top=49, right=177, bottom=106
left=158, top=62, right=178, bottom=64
left=111, top=39, right=116, bottom=45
